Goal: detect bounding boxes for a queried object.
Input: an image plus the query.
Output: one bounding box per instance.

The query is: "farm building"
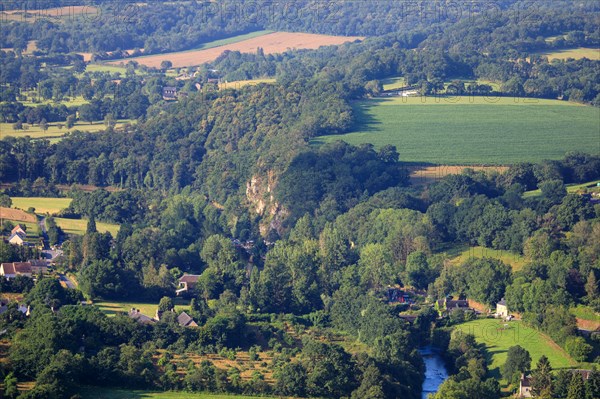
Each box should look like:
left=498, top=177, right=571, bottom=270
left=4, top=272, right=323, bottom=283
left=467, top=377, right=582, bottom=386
left=162, top=86, right=177, bottom=100
left=496, top=298, right=508, bottom=318
left=177, top=311, right=198, bottom=327
left=11, top=225, right=27, bottom=236
left=519, top=370, right=593, bottom=398
left=128, top=308, right=155, bottom=324
left=176, top=274, right=200, bottom=296
left=0, top=261, right=48, bottom=279
left=8, top=232, right=26, bottom=246
left=436, top=297, right=472, bottom=316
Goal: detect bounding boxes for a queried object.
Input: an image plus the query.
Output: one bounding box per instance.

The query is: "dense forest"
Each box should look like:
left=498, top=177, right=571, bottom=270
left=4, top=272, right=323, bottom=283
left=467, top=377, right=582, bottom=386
left=1, top=1, right=600, bottom=399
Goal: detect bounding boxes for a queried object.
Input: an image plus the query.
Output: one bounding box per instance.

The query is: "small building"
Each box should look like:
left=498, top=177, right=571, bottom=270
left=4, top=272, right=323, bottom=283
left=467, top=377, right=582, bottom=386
left=496, top=298, right=508, bottom=318
left=162, top=86, right=177, bottom=100
left=11, top=225, right=27, bottom=236
left=519, top=374, right=532, bottom=398
left=177, top=311, right=198, bottom=327
left=436, top=297, right=471, bottom=316
left=128, top=308, right=155, bottom=324
left=8, top=232, right=26, bottom=246
left=176, top=274, right=200, bottom=296
left=0, top=262, right=32, bottom=278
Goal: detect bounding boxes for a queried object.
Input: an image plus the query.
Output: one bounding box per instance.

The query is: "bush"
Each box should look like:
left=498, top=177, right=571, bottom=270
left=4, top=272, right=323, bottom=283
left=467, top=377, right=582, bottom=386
left=565, top=336, right=592, bottom=362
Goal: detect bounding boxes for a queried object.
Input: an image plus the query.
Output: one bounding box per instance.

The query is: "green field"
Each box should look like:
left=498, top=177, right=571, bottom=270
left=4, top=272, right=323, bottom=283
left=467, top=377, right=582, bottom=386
left=95, top=299, right=191, bottom=317
left=534, top=47, right=600, bottom=61
left=83, top=64, right=136, bottom=75
left=446, top=245, right=526, bottom=271
left=218, top=78, right=276, bottom=90
left=381, top=76, right=406, bottom=91
left=19, top=95, right=88, bottom=107
left=570, top=305, right=599, bottom=322
left=312, top=97, right=600, bottom=164
left=456, top=319, right=576, bottom=381
left=0, top=120, right=134, bottom=140
left=79, top=387, right=275, bottom=399
left=523, top=179, right=600, bottom=198
left=5, top=220, right=40, bottom=239
left=12, top=197, right=72, bottom=214
left=54, top=217, right=120, bottom=236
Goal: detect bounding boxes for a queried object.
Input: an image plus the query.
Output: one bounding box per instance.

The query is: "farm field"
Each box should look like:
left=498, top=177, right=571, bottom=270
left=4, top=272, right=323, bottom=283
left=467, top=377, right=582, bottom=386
left=0, top=5, right=99, bottom=22
left=114, top=31, right=364, bottom=68
left=312, top=96, right=600, bottom=164
left=445, top=245, right=526, bottom=271
left=3, top=220, right=40, bottom=240
left=0, top=207, right=37, bottom=223
left=408, top=164, right=508, bottom=186
left=455, top=319, right=576, bottom=381
left=54, top=217, right=120, bottom=236
left=218, top=78, right=277, bottom=90
left=534, top=47, right=600, bottom=61
left=523, top=179, right=600, bottom=198
left=0, top=120, right=134, bottom=140
left=95, top=299, right=191, bottom=318
left=79, top=387, right=280, bottom=399
left=11, top=197, right=72, bottom=214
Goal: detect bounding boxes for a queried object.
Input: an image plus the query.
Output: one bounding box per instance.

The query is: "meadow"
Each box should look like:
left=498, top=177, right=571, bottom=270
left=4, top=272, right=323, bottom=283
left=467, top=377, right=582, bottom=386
left=54, top=217, right=120, bottom=236
left=218, top=78, right=276, bottom=90
left=95, top=299, right=191, bottom=317
left=312, top=96, right=600, bottom=164
left=534, top=47, right=600, bottom=61
left=11, top=197, right=72, bottom=214
left=0, top=119, right=134, bottom=140
left=445, top=245, right=527, bottom=271
left=455, top=319, right=576, bottom=381
left=79, top=387, right=278, bottom=399
left=523, top=179, right=600, bottom=198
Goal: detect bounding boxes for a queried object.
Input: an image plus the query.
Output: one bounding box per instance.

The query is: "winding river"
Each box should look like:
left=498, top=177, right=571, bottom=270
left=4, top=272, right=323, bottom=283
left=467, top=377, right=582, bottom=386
left=419, top=346, right=449, bottom=399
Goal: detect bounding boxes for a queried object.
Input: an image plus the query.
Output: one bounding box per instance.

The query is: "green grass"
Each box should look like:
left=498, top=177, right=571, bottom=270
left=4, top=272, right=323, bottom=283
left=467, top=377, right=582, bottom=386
left=523, top=179, right=600, bottom=198
left=79, top=387, right=278, bottom=399
left=11, top=197, right=72, bottom=214
left=19, top=95, right=88, bottom=107
left=381, top=76, right=406, bottom=91
left=54, top=217, right=120, bottom=236
left=5, top=220, right=40, bottom=239
left=456, top=319, right=576, bottom=382
left=570, top=305, right=599, bottom=322
left=83, top=64, right=135, bottom=75
left=95, top=299, right=191, bottom=318
left=446, top=245, right=527, bottom=271
left=218, top=78, right=276, bottom=90
left=312, top=96, right=600, bottom=164
left=534, top=47, right=600, bottom=61
left=0, top=120, right=134, bottom=140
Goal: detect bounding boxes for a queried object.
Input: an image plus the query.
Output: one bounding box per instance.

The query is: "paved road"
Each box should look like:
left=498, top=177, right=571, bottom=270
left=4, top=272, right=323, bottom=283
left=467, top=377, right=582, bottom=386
left=38, top=216, right=49, bottom=250
left=58, top=274, right=76, bottom=289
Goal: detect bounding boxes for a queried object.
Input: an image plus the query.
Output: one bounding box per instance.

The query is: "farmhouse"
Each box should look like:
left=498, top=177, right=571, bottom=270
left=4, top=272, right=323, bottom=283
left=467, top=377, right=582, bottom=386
left=436, top=297, right=471, bottom=316
left=519, top=370, right=593, bottom=397
left=496, top=298, right=508, bottom=318
left=0, top=262, right=32, bottom=278
left=11, top=225, right=26, bottom=236
left=177, top=311, right=198, bottom=327
left=128, top=308, right=155, bottom=324
left=8, top=232, right=26, bottom=246
left=176, top=274, right=200, bottom=296
left=162, top=86, right=177, bottom=100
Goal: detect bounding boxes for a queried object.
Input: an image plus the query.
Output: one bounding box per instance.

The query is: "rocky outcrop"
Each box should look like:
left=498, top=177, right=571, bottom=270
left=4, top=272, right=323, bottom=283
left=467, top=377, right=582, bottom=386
left=246, top=170, right=288, bottom=237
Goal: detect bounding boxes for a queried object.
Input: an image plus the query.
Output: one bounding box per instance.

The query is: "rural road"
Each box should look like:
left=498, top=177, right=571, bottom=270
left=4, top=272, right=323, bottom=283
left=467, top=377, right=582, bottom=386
left=38, top=216, right=49, bottom=250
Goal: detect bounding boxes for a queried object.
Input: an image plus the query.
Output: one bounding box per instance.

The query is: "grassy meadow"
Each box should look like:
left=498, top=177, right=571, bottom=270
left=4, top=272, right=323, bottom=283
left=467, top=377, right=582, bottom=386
left=456, top=319, right=576, bottom=381
left=570, top=305, right=599, bottom=323
left=534, top=47, right=600, bottom=61
left=79, top=387, right=279, bottom=399
left=218, top=78, right=276, bottom=90
left=312, top=96, right=600, bottom=164
left=95, top=299, right=191, bottom=317
left=0, top=120, right=134, bottom=140
left=11, top=197, right=72, bottom=214
left=446, top=245, right=527, bottom=271
left=54, top=217, right=120, bottom=236
left=523, top=179, right=600, bottom=198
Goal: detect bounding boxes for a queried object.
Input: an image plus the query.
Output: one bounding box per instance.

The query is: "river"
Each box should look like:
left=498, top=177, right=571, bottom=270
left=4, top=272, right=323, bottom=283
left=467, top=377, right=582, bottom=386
left=420, top=346, right=449, bottom=399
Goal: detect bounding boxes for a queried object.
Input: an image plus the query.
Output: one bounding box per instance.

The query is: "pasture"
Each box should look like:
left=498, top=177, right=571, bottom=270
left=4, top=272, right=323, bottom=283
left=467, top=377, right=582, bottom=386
left=11, top=197, right=72, bottom=214
left=0, top=120, right=134, bottom=140
left=218, top=78, right=276, bottom=90
left=312, top=96, right=600, bottom=164
left=455, top=319, right=576, bottom=381
left=54, top=217, right=120, bottom=236
left=79, top=387, right=280, bottom=399
left=535, top=47, right=600, bottom=61
left=523, top=179, right=600, bottom=198
left=446, top=245, right=526, bottom=271
left=95, top=299, right=191, bottom=317
left=115, top=31, right=364, bottom=68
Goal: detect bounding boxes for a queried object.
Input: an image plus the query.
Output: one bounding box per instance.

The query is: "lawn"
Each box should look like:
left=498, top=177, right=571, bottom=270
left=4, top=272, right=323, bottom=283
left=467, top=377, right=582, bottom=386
left=54, top=217, right=120, bottom=236
left=445, top=245, right=527, bottom=271
left=312, top=96, right=600, bottom=164
left=534, top=47, right=600, bottom=61
left=95, top=299, right=191, bottom=317
left=79, top=387, right=279, bottom=399
left=0, top=120, right=134, bottom=140
left=11, top=197, right=72, bottom=214
left=455, top=319, right=576, bottom=381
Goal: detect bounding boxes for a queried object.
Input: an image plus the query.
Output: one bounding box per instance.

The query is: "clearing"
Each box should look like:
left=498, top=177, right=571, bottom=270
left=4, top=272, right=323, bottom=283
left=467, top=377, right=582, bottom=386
left=523, top=179, right=600, bottom=198
left=95, top=300, right=190, bottom=318
left=312, top=96, right=600, bottom=165
left=0, top=120, right=134, bottom=140
left=455, top=319, right=576, bottom=380
left=534, top=47, right=600, bottom=61
left=54, top=217, right=120, bottom=236
left=408, top=165, right=508, bottom=186
left=444, top=244, right=526, bottom=271
left=112, top=31, right=363, bottom=68
left=79, top=387, right=281, bottom=399
left=218, top=78, right=277, bottom=90
left=11, top=197, right=72, bottom=215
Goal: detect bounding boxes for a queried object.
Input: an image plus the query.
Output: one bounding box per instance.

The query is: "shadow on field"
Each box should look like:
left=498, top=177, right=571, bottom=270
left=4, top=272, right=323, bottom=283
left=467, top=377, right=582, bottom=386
left=349, top=99, right=386, bottom=132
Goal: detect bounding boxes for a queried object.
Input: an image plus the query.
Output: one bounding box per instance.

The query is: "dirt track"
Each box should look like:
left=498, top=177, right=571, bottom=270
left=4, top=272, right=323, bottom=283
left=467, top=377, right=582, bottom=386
left=110, top=31, right=364, bottom=68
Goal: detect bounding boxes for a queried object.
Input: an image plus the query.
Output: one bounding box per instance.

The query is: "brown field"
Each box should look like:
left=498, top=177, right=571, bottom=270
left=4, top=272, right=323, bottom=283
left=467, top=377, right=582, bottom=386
left=408, top=165, right=508, bottom=186
left=0, top=207, right=37, bottom=223
left=112, top=31, right=364, bottom=68
left=1, top=5, right=98, bottom=18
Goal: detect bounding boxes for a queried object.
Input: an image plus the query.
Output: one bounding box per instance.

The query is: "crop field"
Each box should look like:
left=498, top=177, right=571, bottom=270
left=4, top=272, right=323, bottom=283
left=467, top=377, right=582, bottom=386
left=115, top=31, right=364, bottom=68
left=408, top=165, right=508, bottom=186
left=312, top=96, right=600, bottom=165
left=445, top=245, right=526, bottom=271
left=456, top=319, right=576, bottom=381
left=11, top=197, right=72, bottom=214
left=0, top=120, right=134, bottom=140
left=54, top=217, right=120, bottom=236
left=0, top=5, right=99, bottom=22
left=95, top=299, right=191, bottom=317
left=79, top=387, right=280, bottom=399
left=0, top=207, right=37, bottom=223
left=535, top=47, right=600, bottom=61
